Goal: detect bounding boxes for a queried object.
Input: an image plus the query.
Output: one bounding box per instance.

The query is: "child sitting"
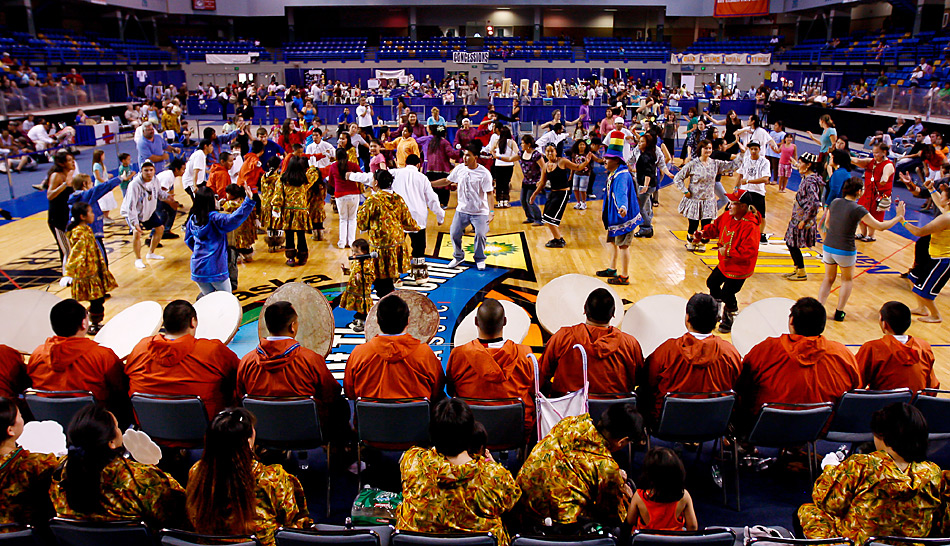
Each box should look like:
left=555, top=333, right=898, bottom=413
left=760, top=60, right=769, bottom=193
left=627, top=447, right=698, bottom=532
left=339, top=238, right=375, bottom=333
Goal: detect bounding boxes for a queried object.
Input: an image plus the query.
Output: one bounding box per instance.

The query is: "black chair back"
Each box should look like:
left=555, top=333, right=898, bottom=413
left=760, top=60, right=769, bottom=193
left=243, top=396, right=324, bottom=449
left=656, top=392, right=735, bottom=443
left=461, top=398, right=525, bottom=451
left=277, top=529, right=381, bottom=546
left=864, top=537, right=950, bottom=546
left=391, top=531, right=496, bottom=546
left=161, top=529, right=261, bottom=546
left=748, top=537, right=853, bottom=546
left=24, top=390, right=94, bottom=428
left=748, top=403, right=834, bottom=447
left=588, top=393, right=638, bottom=426
left=0, top=524, right=35, bottom=546
left=631, top=529, right=736, bottom=546
left=355, top=399, right=430, bottom=448
left=313, top=524, right=393, bottom=546
left=131, top=393, right=208, bottom=446
left=511, top=535, right=616, bottom=546
left=913, top=390, right=950, bottom=440
left=826, top=389, right=913, bottom=443
left=49, top=518, right=152, bottom=546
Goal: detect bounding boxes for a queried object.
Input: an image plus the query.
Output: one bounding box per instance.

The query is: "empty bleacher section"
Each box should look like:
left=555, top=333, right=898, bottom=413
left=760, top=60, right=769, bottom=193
left=281, top=38, right=367, bottom=61
left=684, top=36, right=780, bottom=54
left=0, top=29, right=171, bottom=65
left=584, top=38, right=670, bottom=62
left=377, top=37, right=467, bottom=60
left=172, top=37, right=270, bottom=63
left=777, top=31, right=940, bottom=66
left=485, top=37, right=573, bottom=61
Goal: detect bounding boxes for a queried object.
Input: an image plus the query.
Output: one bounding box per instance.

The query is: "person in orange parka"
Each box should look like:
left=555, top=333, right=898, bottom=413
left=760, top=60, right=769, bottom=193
left=124, top=300, right=239, bottom=419
left=692, top=189, right=762, bottom=334
left=857, top=301, right=938, bottom=392
left=237, top=301, right=347, bottom=438
left=343, top=294, right=444, bottom=402
left=539, top=288, right=643, bottom=396
left=446, top=298, right=535, bottom=433
left=639, top=293, right=742, bottom=425
left=26, top=299, right=128, bottom=422
left=736, top=297, right=861, bottom=431
left=206, top=151, right=234, bottom=199
left=238, top=140, right=265, bottom=195
left=0, top=343, right=28, bottom=399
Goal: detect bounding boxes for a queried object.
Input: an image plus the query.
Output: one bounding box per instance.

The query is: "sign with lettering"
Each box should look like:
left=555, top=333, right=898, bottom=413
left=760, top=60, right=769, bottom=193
left=453, top=51, right=490, bottom=64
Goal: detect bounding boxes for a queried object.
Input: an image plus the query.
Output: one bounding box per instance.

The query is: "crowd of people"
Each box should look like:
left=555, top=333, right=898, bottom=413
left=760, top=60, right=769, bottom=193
left=0, top=287, right=946, bottom=544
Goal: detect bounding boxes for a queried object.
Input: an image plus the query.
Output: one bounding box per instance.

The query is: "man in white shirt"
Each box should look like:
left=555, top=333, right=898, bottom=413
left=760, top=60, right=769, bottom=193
left=182, top=139, right=212, bottom=199
left=355, top=97, right=374, bottom=141
left=735, top=141, right=771, bottom=243
left=120, top=161, right=172, bottom=269
left=154, top=158, right=186, bottom=238
left=536, top=123, right=568, bottom=156
left=228, top=142, right=243, bottom=185
left=432, top=143, right=494, bottom=270
left=306, top=129, right=334, bottom=171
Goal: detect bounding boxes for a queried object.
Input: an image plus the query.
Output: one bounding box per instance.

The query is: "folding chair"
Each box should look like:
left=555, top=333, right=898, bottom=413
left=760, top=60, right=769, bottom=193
left=354, top=398, right=430, bottom=486
left=278, top=529, right=382, bottom=546
left=913, top=389, right=950, bottom=441
left=391, top=530, right=497, bottom=546
left=746, top=402, right=834, bottom=485
left=160, top=529, right=262, bottom=546
left=459, top=397, right=526, bottom=455
left=631, top=528, right=736, bottom=546
left=130, top=393, right=208, bottom=447
left=49, top=518, right=152, bottom=546
left=511, top=535, right=616, bottom=546
left=24, top=389, right=94, bottom=428
left=825, top=389, right=914, bottom=444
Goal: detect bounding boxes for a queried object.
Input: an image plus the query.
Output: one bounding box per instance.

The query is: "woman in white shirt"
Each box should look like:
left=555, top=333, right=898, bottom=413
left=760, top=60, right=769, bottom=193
left=488, top=125, right=519, bottom=209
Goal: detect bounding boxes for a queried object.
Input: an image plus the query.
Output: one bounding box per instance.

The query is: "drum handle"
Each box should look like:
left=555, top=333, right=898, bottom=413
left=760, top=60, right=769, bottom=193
left=572, top=343, right=590, bottom=413
left=528, top=353, right=541, bottom=440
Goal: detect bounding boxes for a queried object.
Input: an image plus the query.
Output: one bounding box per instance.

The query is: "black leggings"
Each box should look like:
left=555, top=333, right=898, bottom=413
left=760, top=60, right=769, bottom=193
left=492, top=165, right=514, bottom=201
left=285, top=230, right=308, bottom=254
left=789, top=246, right=805, bottom=269
left=707, top=267, right=746, bottom=311
left=373, top=278, right=395, bottom=299
left=687, top=218, right=712, bottom=235
left=911, top=235, right=934, bottom=278
left=427, top=171, right=450, bottom=208
left=408, top=229, right=427, bottom=258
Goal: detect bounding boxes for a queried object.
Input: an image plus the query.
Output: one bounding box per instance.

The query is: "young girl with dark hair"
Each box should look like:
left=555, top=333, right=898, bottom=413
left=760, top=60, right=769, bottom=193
left=273, top=156, right=321, bottom=266
left=185, top=185, right=255, bottom=296
left=627, top=447, right=697, bottom=531
left=328, top=147, right=363, bottom=249
left=0, top=396, right=59, bottom=529
left=63, top=201, right=117, bottom=334
left=186, top=408, right=311, bottom=546
left=50, top=404, right=185, bottom=528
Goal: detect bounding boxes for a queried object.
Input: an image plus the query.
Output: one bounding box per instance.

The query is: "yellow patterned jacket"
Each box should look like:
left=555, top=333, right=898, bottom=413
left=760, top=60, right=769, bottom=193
left=188, top=459, right=312, bottom=546
left=50, top=457, right=186, bottom=529
left=258, top=171, right=281, bottom=231
left=0, top=447, right=59, bottom=529
left=798, top=450, right=942, bottom=544
left=356, top=190, right=420, bottom=279
left=65, top=224, right=117, bottom=302
left=516, top=415, right=628, bottom=527
left=223, top=198, right=258, bottom=250
left=273, top=169, right=319, bottom=232
left=397, top=447, right=521, bottom=546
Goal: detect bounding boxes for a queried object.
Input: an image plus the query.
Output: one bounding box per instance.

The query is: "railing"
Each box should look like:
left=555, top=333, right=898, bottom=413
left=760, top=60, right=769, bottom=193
left=873, top=85, right=948, bottom=120
left=0, top=83, right=112, bottom=118
left=777, top=44, right=942, bottom=66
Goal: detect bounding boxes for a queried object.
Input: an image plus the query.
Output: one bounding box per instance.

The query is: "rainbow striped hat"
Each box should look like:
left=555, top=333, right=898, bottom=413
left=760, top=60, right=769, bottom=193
left=604, top=130, right=625, bottom=159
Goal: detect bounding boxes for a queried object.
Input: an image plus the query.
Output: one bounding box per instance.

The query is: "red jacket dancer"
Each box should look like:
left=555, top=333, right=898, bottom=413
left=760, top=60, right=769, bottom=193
left=693, top=189, right=761, bottom=333
left=857, top=301, right=938, bottom=392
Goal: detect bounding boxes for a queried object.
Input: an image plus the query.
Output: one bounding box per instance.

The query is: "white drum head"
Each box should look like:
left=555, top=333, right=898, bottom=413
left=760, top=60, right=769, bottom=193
left=731, top=297, right=795, bottom=357
left=94, top=301, right=163, bottom=359
left=536, top=274, right=623, bottom=334
left=453, top=299, right=532, bottom=347
left=621, top=295, right=688, bottom=358
left=0, top=290, right=62, bottom=354
left=194, top=291, right=243, bottom=344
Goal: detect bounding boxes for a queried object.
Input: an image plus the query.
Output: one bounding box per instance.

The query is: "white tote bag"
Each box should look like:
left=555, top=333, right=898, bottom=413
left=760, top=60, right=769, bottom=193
left=530, top=343, right=589, bottom=440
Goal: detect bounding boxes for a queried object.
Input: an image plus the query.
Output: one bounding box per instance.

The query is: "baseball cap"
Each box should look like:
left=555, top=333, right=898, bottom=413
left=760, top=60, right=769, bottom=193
left=748, top=141, right=761, bottom=148
left=613, top=116, right=625, bottom=125
left=141, top=160, right=154, bottom=170
left=725, top=188, right=756, bottom=205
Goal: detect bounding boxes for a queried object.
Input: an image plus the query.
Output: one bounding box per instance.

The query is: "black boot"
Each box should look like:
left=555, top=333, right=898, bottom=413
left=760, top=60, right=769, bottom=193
left=285, top=249, right=297, bottom=267
left=296, top=251, right=309, bottom=266
left=719, top=308, right=737, bottom=334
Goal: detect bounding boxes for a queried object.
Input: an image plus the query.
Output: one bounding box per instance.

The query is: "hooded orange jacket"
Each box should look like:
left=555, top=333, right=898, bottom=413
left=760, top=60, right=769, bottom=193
left=857, top=335, right=938, bottom=392
left=0, top=343, right=27, bottom=399
left=207, top=163, right=232, bottom=199
left=237, top=338, right=341, bottom=418
left=446, top=339, right=536, bottom=431
left=343, top=334, right=444, bottom=401
left=738, top=334, right=860, bottom=414
left=540, top=324, right=643, bottom=396
left=641, top=333, right=742, bottom=422
left=125, top=334, right=239, bottom=418
left=27, top=336, right=124, bottom=403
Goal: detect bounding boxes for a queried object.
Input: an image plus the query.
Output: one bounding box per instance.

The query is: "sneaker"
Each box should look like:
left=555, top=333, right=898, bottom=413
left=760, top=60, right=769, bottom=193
left=787, top=274, right=807, bottom=281
left=447, top=258, right=462, bottom=268
left=146, top=253, right=164, bottom=260
left=595, top=268, right=617, bottom=277
left=348, top=319, right=365, bottom=332
left=834, top=310, right=846, bottom=322
left=573, top=203, right=582, bottom=209
left=634, top=229, right=653, bottom=238
left=545, top=238, right=566, bottom=248
left=476, top=261, right=486, bottom=270
left=87, top=323, right=102, bottom=336
left=607, top=275, right=630, bottom=285
left=135, top=259, right=146, bottom=269
left=522, top=219, right=534, bottom=224
left=781, top=270, right=798, bottom=278
left=337, top=241, right=346, bottom=249
left=531, top=221, right=544, bottom=227
left=685, top=242, right=696, bottom=251
left=579, top=202, right=587, bottom=210
left=161, top=231, right=180, bottom=239
left=760, top=234, right=769, bottom=244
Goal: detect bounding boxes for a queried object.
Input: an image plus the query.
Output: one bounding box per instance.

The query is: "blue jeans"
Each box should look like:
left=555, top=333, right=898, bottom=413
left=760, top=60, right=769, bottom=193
left=637, top=186, right=655, bottom=230
left=450, top=211, right=489, bottom=263
left=196, top=279, right=232, bottom=298
left=521, top=184, right=542, bottom=223
left=714, top=181, right=728, bottom=210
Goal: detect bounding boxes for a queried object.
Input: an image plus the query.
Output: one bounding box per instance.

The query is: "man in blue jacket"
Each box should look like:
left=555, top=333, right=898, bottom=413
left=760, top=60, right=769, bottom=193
left=595, top=130, right=641, bottom=286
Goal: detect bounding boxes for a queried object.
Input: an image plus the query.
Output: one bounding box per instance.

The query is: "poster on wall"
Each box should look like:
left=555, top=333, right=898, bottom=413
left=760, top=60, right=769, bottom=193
left=714, top=0, right=768, bottom=17
left=193, top=0, right=215, bottom=10
left=670, top=53, right=771, bottom=65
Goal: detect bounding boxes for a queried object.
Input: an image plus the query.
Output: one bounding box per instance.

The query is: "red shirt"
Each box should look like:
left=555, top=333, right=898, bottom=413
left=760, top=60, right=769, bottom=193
left=125, top=334, right=239, bottom=418
left=540, top=324, right=642, bottom=395
left=697, top=210, right=761, bottom=279
left=857, top=335, right=938, bottom=392
left=446, top=339, right=536, bottom=431
left=27, top=337, right=124, bottom=404
left=327, top=161, right=363, bottom=197
left=343, top=334, right=444, bottom=401
left=238, top=152, right=264, bottom=193
left=0, top=344, right=27, bottom=399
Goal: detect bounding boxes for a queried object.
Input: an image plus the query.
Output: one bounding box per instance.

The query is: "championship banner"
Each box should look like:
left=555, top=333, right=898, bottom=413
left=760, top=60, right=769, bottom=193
left=714, top=0, right=768, bottom=17
left=453, top=51, right=490, bottom=64
left=670, top=53, right=771, bottom=65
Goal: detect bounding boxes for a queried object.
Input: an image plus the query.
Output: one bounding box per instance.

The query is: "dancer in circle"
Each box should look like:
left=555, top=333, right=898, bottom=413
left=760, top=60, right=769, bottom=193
left=674, top=140, right=745, bottom=252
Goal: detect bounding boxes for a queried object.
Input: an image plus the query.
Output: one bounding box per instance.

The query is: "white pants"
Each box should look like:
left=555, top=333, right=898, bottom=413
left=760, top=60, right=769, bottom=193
left=337, top=194, right=359, bottom=247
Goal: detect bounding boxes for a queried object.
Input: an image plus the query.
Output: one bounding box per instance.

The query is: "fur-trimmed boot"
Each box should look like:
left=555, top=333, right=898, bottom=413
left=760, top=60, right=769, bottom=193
left=295, top=251, right=309, bottom=266
left=285, top=249, right=297, bottom=267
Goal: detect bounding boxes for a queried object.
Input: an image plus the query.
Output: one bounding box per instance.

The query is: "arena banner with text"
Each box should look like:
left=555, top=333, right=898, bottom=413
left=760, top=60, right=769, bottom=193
left=714, top=0, right=768, bottom=17
left=192, top=0, right=215, bottom=10
left=453, top=51, right=490, bottom=64
left=670, top=53, right=771, bottom=65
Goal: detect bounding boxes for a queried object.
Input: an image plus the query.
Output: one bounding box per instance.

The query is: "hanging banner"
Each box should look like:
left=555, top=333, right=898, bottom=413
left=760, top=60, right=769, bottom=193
left=453, top=51, right=490, bottom=64
left=714, top=0, right=768, bottom=17
left=193, top=0, right=215, bottom=10
left=375, top=69, right=405, bottom=79
left=670, top=53, right=771, bottom=65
